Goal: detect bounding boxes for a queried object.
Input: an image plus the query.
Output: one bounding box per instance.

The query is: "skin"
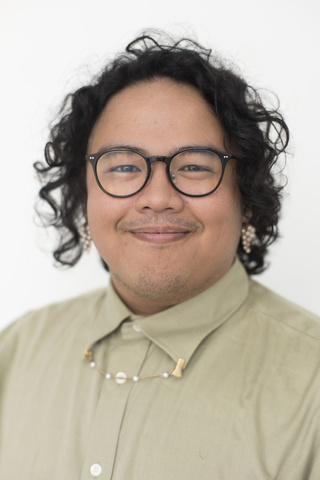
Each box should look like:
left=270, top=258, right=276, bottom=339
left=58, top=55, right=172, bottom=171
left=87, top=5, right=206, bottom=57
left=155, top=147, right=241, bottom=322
left=86, top=79, right=245, bottom=315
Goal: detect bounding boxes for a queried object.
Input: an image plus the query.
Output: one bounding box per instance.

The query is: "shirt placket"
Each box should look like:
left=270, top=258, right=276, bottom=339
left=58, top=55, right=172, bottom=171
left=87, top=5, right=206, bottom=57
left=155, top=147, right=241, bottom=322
left=80, top=321, right=151, bottom=480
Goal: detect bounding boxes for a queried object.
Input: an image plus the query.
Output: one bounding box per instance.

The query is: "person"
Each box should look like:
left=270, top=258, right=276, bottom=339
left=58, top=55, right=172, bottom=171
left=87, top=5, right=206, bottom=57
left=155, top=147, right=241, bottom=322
left=0, top=33, right=319, bottom=479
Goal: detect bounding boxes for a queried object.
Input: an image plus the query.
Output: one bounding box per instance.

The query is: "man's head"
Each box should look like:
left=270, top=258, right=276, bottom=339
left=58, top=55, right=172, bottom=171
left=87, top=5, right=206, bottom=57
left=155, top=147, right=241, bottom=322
left=35, top=33, right=289, bottom=283
left=86, top=78, right=244, bottom=313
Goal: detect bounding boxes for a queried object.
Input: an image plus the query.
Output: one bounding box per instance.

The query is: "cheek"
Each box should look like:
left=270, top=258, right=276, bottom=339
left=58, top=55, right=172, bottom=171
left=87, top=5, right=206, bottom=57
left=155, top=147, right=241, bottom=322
left=87, top=197, right=114, bottom=231
left=199, top=191, right=243, bottom=237
left=86, top=188, right=132, bottom=240
left=86, top=171, right=115, bottom=224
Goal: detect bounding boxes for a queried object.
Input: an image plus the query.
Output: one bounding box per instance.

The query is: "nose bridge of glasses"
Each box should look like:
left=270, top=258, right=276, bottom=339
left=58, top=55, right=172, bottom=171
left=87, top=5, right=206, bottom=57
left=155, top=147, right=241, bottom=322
left=146, top=155, right=173, bottom=188
left=148, top=155, right=171, bottom=166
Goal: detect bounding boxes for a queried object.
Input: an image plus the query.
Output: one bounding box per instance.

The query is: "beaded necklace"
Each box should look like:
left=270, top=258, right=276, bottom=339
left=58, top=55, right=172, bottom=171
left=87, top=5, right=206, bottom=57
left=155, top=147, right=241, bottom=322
left=82, top=345, right=185, bottom=384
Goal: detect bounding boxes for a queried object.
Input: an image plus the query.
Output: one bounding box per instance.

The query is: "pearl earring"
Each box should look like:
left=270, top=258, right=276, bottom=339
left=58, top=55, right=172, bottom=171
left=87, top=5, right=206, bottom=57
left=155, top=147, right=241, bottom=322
left=80, top=220, right=92, bottom=252
left=241, top=224, right=256, bottom=254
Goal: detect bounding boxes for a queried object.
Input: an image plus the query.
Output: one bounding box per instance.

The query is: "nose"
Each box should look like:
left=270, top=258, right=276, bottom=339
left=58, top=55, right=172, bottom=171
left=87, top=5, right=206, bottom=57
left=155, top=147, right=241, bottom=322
left=134, top=162, right=184, bottom=213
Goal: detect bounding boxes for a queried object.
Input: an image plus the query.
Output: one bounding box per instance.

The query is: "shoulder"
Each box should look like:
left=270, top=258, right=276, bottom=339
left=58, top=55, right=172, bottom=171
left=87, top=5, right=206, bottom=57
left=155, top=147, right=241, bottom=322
left=0, top=288, right=108, bottom=347
left=245, top=278, right=320, bottom=339
left=233, top=279, right=320, bottom=372
left=223, top=278, right=320, bottom=402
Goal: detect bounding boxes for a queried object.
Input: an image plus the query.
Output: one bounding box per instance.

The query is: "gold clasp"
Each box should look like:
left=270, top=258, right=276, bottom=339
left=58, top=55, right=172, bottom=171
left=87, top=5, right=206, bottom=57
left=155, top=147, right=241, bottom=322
left=171, top=358, right=185, bottom=378
left=82, top=345, right=93, bottom=362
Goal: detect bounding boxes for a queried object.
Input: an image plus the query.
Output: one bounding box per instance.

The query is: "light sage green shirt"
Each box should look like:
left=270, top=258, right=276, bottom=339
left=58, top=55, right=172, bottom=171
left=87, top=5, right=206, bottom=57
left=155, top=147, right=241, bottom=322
left=1, top=258, right=320, bottom=479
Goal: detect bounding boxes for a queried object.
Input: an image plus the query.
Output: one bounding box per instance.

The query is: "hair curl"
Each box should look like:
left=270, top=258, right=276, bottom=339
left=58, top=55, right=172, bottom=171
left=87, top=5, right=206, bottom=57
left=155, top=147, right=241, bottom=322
left=34, top=33, right=289, bottom=274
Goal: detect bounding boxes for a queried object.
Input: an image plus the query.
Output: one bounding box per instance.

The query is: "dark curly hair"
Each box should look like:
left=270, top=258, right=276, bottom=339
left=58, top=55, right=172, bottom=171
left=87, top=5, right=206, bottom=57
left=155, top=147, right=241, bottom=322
left=34, top=33, right=289, bottom=274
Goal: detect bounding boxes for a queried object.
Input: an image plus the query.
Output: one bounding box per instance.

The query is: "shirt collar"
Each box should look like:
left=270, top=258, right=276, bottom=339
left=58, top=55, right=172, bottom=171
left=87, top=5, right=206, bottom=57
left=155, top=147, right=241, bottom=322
left=86, top=281, right=132, bottom=348
left=87, top=257, right=249, bottom=367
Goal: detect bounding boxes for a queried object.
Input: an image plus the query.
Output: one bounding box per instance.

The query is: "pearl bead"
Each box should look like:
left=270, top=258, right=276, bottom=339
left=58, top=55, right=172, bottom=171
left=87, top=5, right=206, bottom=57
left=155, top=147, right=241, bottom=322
left=162, top=372, right=169, bottom=379
left=90, top=362, right=96, bottom=368
left=133, top=376, right=139, bottom=382
left=115, top=372, right=127, bottom=385
left=105, top=373, right=111, bottom=380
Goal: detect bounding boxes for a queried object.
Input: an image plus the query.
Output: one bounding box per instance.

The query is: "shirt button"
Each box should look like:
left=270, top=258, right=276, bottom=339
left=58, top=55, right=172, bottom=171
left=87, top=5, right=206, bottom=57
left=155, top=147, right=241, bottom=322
left=115, top=371, right=127, bottom=384
left=90, top=463, right=102, bottom=477
left=132, top=323, right=142, bottom=332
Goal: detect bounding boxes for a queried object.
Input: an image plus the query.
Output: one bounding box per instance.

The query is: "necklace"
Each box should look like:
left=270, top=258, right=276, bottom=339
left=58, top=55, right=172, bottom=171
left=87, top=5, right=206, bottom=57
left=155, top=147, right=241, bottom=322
left=82, top=345, right=185, bottom=384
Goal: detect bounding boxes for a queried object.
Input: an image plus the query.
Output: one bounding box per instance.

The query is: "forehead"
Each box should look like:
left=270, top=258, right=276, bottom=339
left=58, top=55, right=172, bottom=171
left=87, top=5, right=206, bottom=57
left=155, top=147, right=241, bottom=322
left=88, top=79, right=227, bottom=155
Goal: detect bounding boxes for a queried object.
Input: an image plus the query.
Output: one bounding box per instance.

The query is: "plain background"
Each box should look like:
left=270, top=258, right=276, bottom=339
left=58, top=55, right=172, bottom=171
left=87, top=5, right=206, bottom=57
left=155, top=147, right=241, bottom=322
left=1, top=0, right=319, bottom=330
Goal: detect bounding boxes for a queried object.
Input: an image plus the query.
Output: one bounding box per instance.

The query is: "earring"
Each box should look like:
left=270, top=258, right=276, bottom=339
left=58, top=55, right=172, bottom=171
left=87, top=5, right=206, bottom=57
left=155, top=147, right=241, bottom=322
left=241, top=224, right=256, bottom=254
left=80, top=220, right=92, bottom=253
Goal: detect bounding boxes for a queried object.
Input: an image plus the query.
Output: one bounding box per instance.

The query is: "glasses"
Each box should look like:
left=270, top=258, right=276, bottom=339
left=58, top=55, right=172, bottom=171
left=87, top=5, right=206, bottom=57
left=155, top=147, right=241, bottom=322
left=86, top=147, right=237, bottom=198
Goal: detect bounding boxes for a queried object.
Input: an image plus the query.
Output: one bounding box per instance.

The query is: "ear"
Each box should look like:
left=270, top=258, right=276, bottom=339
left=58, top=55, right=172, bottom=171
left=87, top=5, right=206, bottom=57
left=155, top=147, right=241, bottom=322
left=241, top=205, right=252, bottom=226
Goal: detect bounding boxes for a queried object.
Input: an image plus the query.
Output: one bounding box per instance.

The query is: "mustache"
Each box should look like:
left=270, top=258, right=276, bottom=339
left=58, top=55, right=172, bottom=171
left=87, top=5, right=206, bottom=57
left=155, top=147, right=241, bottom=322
left=118, top=215, right=201, bottom=232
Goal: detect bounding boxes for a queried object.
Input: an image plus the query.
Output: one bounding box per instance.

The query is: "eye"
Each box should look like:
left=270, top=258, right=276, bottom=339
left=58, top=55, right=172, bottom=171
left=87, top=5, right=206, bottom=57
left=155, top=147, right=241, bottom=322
left=172, top=150, right=222, bottom=177
left=109, top=164, right=141, bottom=173
left=180, top=164, right=210, bottom=172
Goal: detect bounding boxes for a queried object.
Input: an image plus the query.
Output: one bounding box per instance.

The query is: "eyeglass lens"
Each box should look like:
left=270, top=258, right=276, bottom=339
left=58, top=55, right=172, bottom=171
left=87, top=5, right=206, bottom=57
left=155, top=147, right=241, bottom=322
left=95, top=149, right=223, bottom=197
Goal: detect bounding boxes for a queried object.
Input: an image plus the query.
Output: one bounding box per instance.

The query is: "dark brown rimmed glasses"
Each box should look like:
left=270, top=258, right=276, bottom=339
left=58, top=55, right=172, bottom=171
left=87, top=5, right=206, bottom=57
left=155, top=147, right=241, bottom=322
left=86, top=147, right=237, bottom=198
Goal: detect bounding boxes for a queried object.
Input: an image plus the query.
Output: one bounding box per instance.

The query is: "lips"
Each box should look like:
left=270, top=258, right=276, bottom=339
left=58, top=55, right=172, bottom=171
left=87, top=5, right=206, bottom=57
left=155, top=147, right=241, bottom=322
left=129, top=226, right=190, bottom=234
left=118, top=216, right=200, bottom=244
left=128, top=227, right=191, bottom=244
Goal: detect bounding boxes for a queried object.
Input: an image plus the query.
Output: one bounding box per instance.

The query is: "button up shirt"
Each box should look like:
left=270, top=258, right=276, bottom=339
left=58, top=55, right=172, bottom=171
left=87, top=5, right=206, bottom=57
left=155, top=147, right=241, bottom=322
left=1, top=258, right=320, bottom=479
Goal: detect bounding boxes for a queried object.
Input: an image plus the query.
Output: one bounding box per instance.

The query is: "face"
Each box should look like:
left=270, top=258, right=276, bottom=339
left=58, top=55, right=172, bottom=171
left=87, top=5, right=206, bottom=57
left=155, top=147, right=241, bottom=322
left=86, top=79, right=244, bottom=315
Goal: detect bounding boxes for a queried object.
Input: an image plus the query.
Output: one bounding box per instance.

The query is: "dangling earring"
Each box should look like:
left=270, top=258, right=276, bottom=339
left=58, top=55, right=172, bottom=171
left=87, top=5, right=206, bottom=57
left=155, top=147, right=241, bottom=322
left=241, top=224, right=256, bottom=254
left=80, top=219, right=92, bottom=252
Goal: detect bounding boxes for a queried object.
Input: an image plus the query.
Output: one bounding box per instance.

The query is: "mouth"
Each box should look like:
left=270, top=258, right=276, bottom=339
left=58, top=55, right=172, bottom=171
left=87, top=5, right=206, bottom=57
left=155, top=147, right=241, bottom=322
left=118, top=216, right=200, bottom=245
left=128, top=227, right=191, bottom=244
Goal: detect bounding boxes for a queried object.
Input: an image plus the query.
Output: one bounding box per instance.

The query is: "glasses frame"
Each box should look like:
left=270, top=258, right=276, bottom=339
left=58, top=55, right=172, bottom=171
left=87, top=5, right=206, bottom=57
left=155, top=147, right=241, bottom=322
left=86, top=147, right=237, bottom=198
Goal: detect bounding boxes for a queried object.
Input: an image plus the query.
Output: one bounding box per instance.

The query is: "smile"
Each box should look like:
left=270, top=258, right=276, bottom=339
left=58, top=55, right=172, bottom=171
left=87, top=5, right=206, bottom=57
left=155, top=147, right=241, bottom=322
left=128, top=227, right=191, bottom=245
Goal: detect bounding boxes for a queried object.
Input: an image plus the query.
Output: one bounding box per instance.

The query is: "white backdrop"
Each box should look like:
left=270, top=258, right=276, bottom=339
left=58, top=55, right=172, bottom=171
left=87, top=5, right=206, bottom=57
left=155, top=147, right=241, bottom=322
left=1, top=0, right=319, bottom=330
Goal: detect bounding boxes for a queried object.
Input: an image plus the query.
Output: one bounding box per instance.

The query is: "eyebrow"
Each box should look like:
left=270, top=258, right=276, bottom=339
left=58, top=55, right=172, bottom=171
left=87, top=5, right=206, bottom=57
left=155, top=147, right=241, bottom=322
left=93, top=143, right=227, bottom=156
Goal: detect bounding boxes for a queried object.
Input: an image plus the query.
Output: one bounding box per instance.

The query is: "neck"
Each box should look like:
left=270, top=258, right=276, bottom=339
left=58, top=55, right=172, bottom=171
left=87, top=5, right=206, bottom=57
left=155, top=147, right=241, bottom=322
left=109, top=271, right=220, bottom=316
left=111, top=277, right=179, bottom=316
